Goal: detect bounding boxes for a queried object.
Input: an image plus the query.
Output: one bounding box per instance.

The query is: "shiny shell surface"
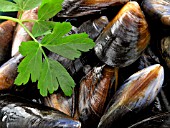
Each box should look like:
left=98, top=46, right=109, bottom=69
left=161, top=36, right=170, bottom=69
left=94, top=1, right=150, bottom=67
left=142, top=0, right=170, bottom=26
left=98, top=64, right=164, bottom=128
left=58, top=0, right=129, bottom=17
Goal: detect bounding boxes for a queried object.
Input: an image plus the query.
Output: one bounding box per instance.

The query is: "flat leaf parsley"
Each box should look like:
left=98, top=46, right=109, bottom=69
left=0, top=0, right=95, bottom=96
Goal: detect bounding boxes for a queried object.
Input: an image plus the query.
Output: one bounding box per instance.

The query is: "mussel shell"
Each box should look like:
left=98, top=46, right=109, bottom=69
left=0, top=54, right=23, bottom=90
left=160, top=36, right=170, bottom=69
left=98, top=64, right=164, bottom=128
left=44, top=91, right=76, bottom=117
left=58, top=0, right=129, bottom=17
left=78, top=65, right=115, bottom=127
left=78, top=16, right=109, bottom=40
left=0, top=20, right=16, bottom=65
left=128, top=112, right=170, bottom=128
left=0, top=94, right=81, bottom=128
left=142, top=0, right=170, bottom=26
left=94, top=1, right=150, bottom=67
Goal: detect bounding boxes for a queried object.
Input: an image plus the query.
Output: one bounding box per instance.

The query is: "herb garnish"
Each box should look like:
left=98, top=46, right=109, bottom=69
left=0, top=0, right=95, bottom=96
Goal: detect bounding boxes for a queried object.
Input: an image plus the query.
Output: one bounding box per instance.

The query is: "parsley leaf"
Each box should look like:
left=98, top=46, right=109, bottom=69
left=38, top=58, right=75, bottom=96
left=32, top=0, right=63, bottom=37
left=42, top=22, right=95, bottom=60
left=38, top=0, right=63, bottom=20
left=14, top=41, right=42, bottom=84
left=14, top=22, right=94, bottom=96
left=14, top=0, right=41, bottom=11
left=0, top=0, right=95, bottom=97
left=0, top=0, right=41, bottom=12
left=32, top=21, right=56, bottom=37
left=0, top=0, right=18, bottom=12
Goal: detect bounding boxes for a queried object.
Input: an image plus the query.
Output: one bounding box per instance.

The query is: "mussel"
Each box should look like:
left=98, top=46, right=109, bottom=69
left=98, top=64, right=164, bottom=128
left=160, top=36, right=170, bottom=69
left=94, top=1, right=150, bottom=67
left=44, top=91, right=76, bottom=118
left=142, top=0, right=170, bottom=26
left=78, top=65, right=115, bottom=127
left=128, top=112, right=170, bottom=128
left=58, top=0, right=129, bottom=17
left=0, top=94, right=81, bottom=128
left=0, top=54, right=23, bottom=90
left=77, top=16, right=109, bottom=40
left=0, top=20, right=16, bottom=65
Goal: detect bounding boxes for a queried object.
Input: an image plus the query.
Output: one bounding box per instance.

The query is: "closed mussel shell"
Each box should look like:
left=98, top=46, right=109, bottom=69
left=94, top=1, right=150, bottom=67
left=142, top=0, right=170, bottom=26
left=0, top=54, right=23, bottom=90
left=78, top=16, right=109, bottom=40
left=58, top=0, right=129, bottom=17
left=0, top=94, right=81, bottom=128
left=78, top=65, right=115, bottom=127
left=98, top=64, right=164, bottom=128
left=44, top=91, right=76, bottom=118
left=0, top=20, right=16, bottom=65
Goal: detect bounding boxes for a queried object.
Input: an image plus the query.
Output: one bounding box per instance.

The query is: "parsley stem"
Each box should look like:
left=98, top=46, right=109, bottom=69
left=40, top=46, right=48, bottom=60
left=0, top=15, right=20, bottom=22
left=0, top=15, right=38, bottom=42
left=18, top=21, right=37, bottom=42
left=21, top=19, right=37, bottom=22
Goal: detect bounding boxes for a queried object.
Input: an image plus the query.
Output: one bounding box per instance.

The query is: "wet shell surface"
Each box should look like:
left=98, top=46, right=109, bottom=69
left=98, top=64, right=164, bottom=128
left=160, top=36, right=170, bottom=69
left=77, top=16, right=109, bottom=40
left=142, top=0, right=170, bottom=26
left=0, top=20, right=16, bottom=65
left=58, top=0, right=129, bottom=17
left=0, top=94, right=81, bottom=128
left=78, top=65, right=115, bottom=127
left=94, top=1, right=150, bottom=67
left=44, top=92, right=75, bottom=117
left=0, top=54, right=23, bottom=90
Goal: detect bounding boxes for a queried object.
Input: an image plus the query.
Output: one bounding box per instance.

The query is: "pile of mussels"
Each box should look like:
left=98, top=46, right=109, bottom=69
left=0, top=0, right=170, bottom=128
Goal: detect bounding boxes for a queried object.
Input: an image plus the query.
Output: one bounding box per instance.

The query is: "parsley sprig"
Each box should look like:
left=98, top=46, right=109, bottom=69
left=0, top=0, right=95, bottom=96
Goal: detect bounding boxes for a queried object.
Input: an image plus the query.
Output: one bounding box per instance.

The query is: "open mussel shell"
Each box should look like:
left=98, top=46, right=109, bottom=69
left=0, top=94, right=81, bottom=128
left=142, top=0, right=170, bottom=26
left=58, top=0, right=129, bottom=17
left=94, top=1, right=150, bottom=67
left=160, top=36, right=170, bottom=69
left=98, top=64, right=164, bottom=128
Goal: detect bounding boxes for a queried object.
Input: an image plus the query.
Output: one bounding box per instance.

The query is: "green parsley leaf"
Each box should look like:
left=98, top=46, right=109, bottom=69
left=32, top=21, right=56, bottom=37
left=13, top=0, right=41, bottom=11
left=0, top=0, right=95, bottom=97
left=38, top=0, right=63, bottom=20
left=38, top=58, right=75, bottom=96
left=0, top=0, right=18, bottom=12
left=14, top=41, right=42, bottom=84
left=42, top=22, right=95, bottom=60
